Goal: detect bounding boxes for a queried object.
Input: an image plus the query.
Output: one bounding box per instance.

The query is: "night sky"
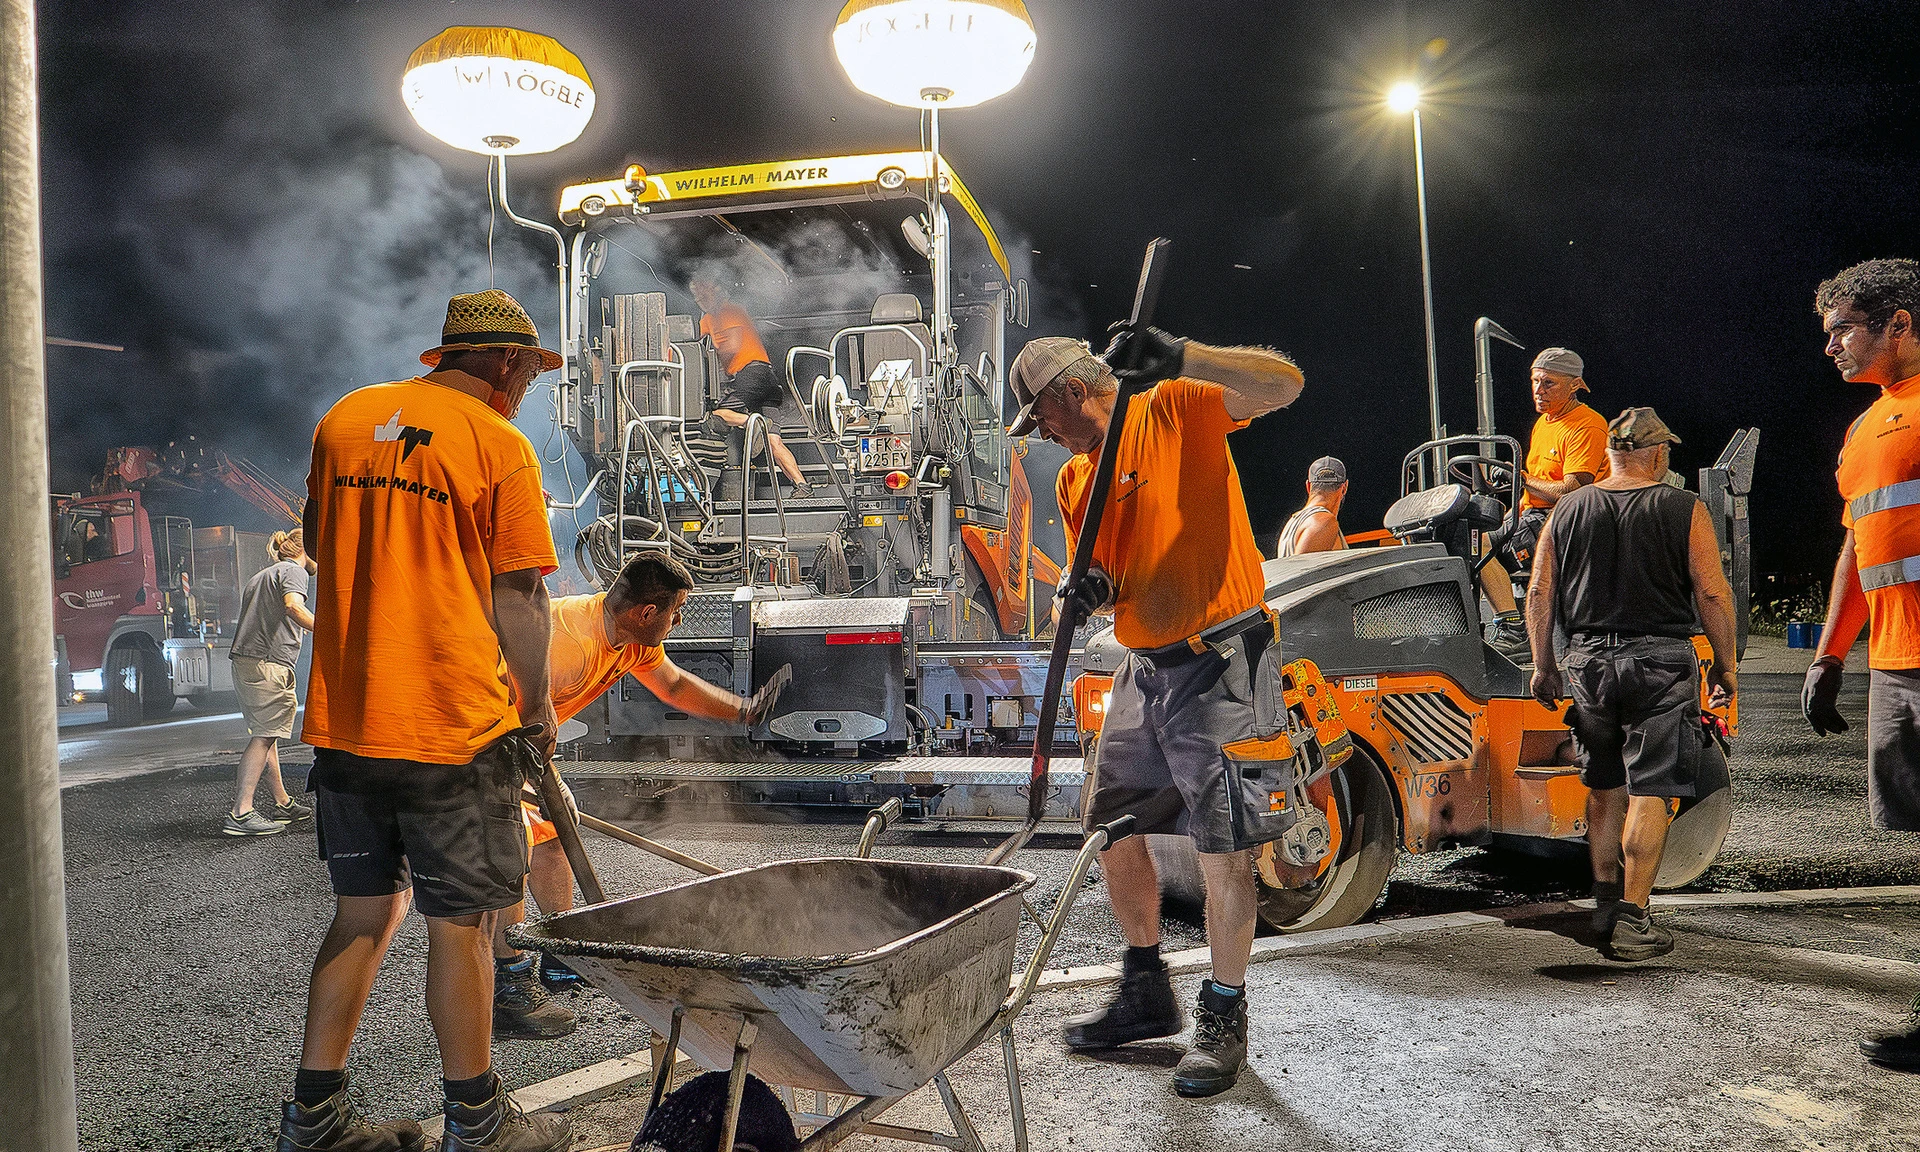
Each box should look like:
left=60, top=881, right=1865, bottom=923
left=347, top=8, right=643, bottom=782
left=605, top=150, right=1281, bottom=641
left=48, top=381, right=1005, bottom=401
left=36, top=1, right=1920, bottom=588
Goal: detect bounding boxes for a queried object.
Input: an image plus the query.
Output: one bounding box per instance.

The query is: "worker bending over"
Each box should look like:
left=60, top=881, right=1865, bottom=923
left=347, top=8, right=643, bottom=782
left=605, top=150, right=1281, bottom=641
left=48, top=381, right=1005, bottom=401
left=1526, top=407, right=1735, bottom=962
left=1277, top=456, right=1349, bottom=556
left=1481, top=347, right=1609, bottom=660
left=1802, top=258, right=1920, bottom=1069
left=691, top=277, right=813, bottom=498
left=1009, top=328, right=1304, bottom=1098
left=491, top=550, right=793, bottom=1038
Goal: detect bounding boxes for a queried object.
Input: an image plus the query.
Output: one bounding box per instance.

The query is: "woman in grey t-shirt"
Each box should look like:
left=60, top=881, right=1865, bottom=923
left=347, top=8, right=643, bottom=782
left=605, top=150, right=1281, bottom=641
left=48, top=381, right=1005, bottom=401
left=224, top=530, right=317, bottom=837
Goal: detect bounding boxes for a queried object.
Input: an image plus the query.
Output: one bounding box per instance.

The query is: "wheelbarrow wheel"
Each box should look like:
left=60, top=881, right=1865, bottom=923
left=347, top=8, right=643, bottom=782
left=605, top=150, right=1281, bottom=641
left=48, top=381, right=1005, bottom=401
left=632, top=1071, right=798, bottom=1152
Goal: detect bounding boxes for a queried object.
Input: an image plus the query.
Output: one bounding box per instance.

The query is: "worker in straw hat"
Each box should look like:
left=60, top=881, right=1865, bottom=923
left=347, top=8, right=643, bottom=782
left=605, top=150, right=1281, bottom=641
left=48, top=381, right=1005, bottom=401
left=280, top=288, right=571, bottom=1152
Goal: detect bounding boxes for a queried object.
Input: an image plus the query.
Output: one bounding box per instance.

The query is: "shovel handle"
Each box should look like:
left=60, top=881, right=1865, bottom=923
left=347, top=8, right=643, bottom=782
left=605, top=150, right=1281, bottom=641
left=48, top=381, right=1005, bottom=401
left=533, top=761, right=606, bottom=905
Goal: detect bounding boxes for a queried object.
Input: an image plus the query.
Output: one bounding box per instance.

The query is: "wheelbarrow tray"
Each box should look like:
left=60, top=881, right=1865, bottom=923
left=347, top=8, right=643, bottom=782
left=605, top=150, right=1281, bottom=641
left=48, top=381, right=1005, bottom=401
left=514, top=857, right=1034, bottom=1098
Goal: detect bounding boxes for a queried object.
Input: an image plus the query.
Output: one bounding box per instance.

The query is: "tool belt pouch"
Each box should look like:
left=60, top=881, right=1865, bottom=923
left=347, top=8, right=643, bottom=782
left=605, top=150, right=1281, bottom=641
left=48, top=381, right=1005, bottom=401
left=492, top=726, right=545, bottom=796
left=1221, top=655, right=1352, bottom=860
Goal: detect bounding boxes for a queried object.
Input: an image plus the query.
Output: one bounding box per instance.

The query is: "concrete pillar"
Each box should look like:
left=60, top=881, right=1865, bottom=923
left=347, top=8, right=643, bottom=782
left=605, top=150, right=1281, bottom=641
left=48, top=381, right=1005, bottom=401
left=0, top=0, right=80, bottom=1147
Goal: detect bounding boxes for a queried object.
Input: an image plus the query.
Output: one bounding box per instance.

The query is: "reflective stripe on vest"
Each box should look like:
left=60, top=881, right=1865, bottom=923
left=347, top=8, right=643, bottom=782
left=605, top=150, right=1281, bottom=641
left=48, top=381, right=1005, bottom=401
left=1859, top=554, right=1920, bottom=592
left=1848, top=478, right=1920, bottom=523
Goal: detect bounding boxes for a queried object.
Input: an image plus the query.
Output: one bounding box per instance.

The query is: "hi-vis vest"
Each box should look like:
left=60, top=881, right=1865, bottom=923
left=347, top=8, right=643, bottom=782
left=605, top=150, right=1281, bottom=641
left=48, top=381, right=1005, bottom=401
left=1839, top=373, right=1920, bottom=670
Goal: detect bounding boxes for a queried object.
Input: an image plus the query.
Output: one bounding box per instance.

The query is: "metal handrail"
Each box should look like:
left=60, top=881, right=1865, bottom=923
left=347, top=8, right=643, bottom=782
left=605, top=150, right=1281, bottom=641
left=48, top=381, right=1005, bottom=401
left=616, top=346, right=686, bottom=425
left=779, top=345, right=857, bottom=515
left=618, top=418, right=712, bottom=560
left=736, top=413, right=788, bottom=582
left=830, top=323, right=931, bottom=392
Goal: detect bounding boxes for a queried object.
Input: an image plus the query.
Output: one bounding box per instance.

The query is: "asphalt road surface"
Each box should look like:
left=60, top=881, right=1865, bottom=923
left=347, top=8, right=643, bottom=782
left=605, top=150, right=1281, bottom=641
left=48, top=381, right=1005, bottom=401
left=58, top=666, right=1920, bottom=1150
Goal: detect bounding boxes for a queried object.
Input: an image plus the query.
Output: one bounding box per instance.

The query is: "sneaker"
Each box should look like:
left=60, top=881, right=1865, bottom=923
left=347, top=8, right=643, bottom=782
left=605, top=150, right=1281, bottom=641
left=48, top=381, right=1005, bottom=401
left=265, top=797, right=315, bottom=824
left=1489, top=614, right=1531, bottom=662
left=493, top=955, right=576, bottom=1040
left=1605, top=904, right=1675, bottom=962
left=1591, top=879, right=1625, bottom=938
left=1861, top=993, right=1920, bottom=1071
left=538, top=951, right=583, bottom=992
left=277, top=1080, right=426, bottom=1152
left=1062, top=961, right=1181, bottom=1051
left=789, top=481, right=817, bottom=501
left=441, top=1078, right=571, bottom=1152
left=1172, top=983, right=1248, bottom=1098
left=224, top=809, right=286, bottom=837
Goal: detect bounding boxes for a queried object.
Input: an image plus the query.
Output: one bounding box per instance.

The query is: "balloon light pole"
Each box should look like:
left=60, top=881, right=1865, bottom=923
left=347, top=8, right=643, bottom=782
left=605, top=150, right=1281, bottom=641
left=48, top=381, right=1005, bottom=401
left=1388, top=80, right=1442, bottom=448
left=832, top=0, right=1036, bottom=365
left=403, top=26, right=595, bottom=416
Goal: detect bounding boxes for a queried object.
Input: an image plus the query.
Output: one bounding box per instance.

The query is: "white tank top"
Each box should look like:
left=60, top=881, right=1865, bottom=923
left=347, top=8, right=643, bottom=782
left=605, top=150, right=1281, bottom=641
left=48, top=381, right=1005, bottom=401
left=1279, top=505, right=1345, bottom=557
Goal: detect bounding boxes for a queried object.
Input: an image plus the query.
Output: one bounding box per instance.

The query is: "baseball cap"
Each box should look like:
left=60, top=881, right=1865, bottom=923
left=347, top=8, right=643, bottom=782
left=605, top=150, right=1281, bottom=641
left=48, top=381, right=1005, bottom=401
left=1607, top=406, right=1682, bottom=450
left=1007, top=337, right=1099, bottom=436
left=1532, top=346, right=1585, bottom=384
left=1308, top=456, right=1348, bottom=485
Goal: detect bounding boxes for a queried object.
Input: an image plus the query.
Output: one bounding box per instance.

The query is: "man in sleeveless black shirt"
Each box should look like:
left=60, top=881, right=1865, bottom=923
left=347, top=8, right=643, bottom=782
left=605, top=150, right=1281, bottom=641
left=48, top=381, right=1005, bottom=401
left=1526, top=406, right=1737, bottom=962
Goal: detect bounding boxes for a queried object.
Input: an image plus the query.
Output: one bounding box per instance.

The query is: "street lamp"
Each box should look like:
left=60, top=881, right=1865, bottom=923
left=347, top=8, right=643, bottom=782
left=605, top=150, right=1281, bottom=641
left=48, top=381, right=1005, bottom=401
left=1388, top=80, right=1442, bottom=449
left=402, top=26, right=595, bottom=391
left=833, top=1, right=1037, bottom=363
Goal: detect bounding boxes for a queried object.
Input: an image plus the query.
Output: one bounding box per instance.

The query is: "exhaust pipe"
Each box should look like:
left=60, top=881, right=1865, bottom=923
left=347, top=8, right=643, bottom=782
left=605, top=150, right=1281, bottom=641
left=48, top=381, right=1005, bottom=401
left=1474, top=317, right=1523, bottom=455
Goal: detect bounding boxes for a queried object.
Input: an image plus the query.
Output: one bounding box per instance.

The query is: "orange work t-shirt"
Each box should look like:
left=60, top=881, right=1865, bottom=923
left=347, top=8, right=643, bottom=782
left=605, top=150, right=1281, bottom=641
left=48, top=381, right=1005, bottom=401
left=550, top=592, right=667, bottom=723
left=1523, top=401, right=1611, bottom=510
left=1839, top=372, right=1920, bottom=670
left=301, top=378, right=558, bottom=763
left=1057, top=378, right=1267, bottom=650
left=699, top=303, right=771, bottom=377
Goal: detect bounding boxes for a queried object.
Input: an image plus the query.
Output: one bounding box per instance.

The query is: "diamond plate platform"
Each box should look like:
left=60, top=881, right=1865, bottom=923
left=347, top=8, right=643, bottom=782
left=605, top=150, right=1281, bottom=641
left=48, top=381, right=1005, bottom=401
left=561, top=761, right=875, bottom=781
left=863, top=757, right=1086, bottom=788
left=557, top=756, right=1082, bottom=787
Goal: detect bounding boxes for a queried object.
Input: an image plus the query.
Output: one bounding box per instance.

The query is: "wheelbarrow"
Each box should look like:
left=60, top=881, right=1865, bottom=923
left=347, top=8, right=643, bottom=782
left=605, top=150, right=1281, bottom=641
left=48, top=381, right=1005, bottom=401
left=507, top=777, right=1133, bottom=1152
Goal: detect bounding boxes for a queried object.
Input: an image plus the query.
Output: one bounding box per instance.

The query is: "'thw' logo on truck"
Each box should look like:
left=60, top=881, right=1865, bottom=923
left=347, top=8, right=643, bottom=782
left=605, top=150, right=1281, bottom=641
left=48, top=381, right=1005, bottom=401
left=374, top=411, right=434, bottom=462
left=58, top=589, right=120, bottom=611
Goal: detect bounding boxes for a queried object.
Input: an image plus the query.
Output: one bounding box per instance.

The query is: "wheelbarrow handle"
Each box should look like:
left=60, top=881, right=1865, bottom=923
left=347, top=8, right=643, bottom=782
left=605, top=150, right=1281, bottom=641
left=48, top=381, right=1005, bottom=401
left=999, top=817, right=1135, bottom=1022
left=856, top=797, right=906, bottom=859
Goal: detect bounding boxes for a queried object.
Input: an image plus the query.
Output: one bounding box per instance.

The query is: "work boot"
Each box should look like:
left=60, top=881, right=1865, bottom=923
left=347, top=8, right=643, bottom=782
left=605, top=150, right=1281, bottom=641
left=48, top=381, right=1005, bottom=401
left=277, top=1080, right=426, bottom=1152
left=1860, top=993, right=1920, bottom=1071
left=492, top=954, right=576, bottom=1040
left=1172, top=982, right=1248, bottom=1098
left=441, top=1077, right=571, bottom=1152
left=1605, top=904, right=1675, bottom=962
left=1062, top=957, right=1180, bottom=1051
left=1489, top=613, right=1531, bottom=662
left=1590, top=879, right=1625, bottom=938
left=538, top=950, right=583, bottom=992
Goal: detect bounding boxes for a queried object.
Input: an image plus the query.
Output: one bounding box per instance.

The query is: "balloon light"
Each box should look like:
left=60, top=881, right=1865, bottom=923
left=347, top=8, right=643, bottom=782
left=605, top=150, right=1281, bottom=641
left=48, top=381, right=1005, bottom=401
left=832, top=0, right=1036, bottom=109
left=402, top=26, right=595, bottom=155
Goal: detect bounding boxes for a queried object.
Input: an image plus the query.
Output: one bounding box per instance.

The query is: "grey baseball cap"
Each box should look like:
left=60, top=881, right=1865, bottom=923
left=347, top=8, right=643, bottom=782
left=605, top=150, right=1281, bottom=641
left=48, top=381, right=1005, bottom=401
left=1532, top=346, right=1586, bottom=383
left=1308, top=456, right=1348, bottom=485
left=1007, top=336, right=1100, bottom=436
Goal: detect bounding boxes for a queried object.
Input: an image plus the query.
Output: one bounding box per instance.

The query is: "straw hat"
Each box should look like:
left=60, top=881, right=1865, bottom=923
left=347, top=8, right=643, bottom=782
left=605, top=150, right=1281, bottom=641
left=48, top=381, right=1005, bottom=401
left=419, top=289, right=562, bottom=371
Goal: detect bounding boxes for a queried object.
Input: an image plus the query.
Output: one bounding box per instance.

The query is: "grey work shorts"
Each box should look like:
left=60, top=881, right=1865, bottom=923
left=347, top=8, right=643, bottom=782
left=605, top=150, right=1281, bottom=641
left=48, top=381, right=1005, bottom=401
left=1082, top=615, right=1270, bottom=856
left=1564, top=634, right=1703, bottom=798
left=1867, top=668, right=1920, bottom=832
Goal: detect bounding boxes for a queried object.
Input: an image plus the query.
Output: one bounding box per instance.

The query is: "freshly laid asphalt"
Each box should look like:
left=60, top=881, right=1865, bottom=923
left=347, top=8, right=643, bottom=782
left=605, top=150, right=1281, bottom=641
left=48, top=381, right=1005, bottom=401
left=57, top=644, right=1920, bottom=1150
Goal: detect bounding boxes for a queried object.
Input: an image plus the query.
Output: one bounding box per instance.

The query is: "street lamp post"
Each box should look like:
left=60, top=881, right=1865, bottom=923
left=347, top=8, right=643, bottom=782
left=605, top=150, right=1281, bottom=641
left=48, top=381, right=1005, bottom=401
left=1389, top=81, right=1442, bottom=453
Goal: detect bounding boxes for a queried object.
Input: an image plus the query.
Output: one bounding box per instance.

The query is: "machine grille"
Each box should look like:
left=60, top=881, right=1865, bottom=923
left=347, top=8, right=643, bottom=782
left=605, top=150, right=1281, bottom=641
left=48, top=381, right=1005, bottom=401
left=671, top=592, right=735, bottom=639
left=1352, top=583, right=1470, bottom=641
left=1380, top=692, right=1476, bottom=764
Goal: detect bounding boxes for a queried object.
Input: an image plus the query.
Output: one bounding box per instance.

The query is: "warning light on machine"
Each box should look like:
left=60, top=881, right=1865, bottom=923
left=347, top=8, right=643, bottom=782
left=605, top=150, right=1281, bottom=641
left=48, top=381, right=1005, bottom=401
left=625, top=164, right=647, bottom=190
left=883, top=470, right=912, bottom=490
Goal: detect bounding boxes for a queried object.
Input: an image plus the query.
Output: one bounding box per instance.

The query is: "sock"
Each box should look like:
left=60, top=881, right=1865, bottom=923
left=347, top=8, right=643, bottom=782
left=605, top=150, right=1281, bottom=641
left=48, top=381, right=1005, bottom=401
left=1623, top=902, right=1650, bottom=919
left=444, top=1070, right=498, bottom=1108
left=496, top=952, right=534, bottom=974
left=1205, top=979, right=1244, bottom=999
left=1498, top=610, right=1524, bottom=625
left=293, top=1067, right=346, bottom=1107
left=1123, top=944, right=1163, bottom=974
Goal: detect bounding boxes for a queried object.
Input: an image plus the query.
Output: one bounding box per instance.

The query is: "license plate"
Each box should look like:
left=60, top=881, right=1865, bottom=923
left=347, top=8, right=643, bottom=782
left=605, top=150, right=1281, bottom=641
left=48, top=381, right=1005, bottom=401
left=858, top=435, right=912, bottom=472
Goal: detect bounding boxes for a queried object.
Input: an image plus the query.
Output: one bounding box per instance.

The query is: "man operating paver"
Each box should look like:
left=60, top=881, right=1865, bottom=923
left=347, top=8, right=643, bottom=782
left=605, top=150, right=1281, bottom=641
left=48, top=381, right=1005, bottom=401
left=280, top=289, right=569, bottom=1152
left=1803, top=257, right=1920, bottom=1070
left=489, top=550, right=791, bottom=1034
left=691, top=277, right=813, bottom=498
left=1480, top=348, right=1610, bottom=660
left=1526, top=406, right=1735, bottom=962
left=1008, top=329, right=1304, bottom=1097
left=1277, top=455, right=1348, bottom=556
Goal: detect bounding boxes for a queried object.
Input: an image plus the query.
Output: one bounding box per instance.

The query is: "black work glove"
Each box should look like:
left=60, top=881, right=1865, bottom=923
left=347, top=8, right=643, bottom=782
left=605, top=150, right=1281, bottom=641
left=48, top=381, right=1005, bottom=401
left=740, top=663, right=794, bottom=726
left=1102, top=323, right=1187, bottom=384
left=1055, top=566, right=1115, bottom=630
left=1802, top=656, right=1848, bottom=736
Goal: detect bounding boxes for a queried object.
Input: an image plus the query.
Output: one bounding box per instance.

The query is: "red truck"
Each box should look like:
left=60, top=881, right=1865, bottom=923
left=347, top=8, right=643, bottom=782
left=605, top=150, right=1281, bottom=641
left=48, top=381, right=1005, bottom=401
left=53, top=443, right=302, bottom=725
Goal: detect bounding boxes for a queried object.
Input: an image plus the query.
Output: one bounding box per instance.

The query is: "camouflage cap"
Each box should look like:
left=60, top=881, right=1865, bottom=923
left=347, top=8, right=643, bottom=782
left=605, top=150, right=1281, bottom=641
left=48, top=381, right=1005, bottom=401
left=1607, top=406, right=1682, bottom=450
